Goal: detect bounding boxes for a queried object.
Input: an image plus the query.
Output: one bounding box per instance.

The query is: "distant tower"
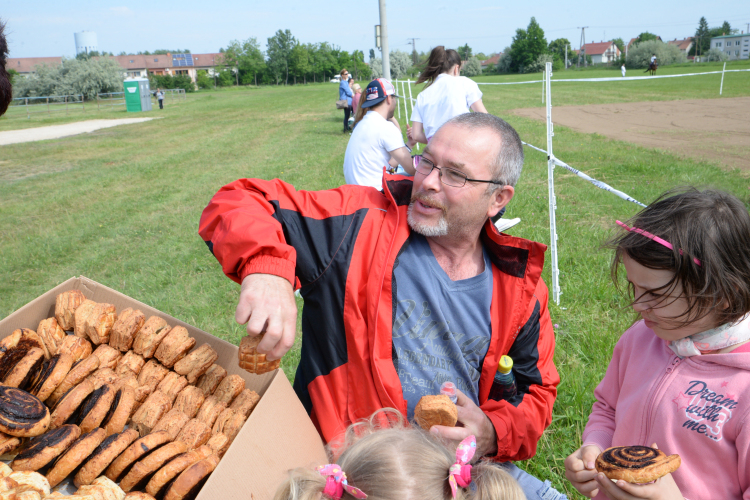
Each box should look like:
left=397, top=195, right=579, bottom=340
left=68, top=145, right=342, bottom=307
left=74, top=31, right=98, bottom=55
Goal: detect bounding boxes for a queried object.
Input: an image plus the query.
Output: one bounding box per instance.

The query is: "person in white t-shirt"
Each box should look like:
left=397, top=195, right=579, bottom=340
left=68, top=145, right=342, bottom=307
left=343, top=78, right=415, bottom=189
left=407, top=46, right=487, bottom=147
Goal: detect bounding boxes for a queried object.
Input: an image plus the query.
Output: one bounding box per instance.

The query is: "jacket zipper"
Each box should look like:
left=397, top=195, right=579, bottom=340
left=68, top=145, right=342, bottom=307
left=642, top=355, right=681, bottom=443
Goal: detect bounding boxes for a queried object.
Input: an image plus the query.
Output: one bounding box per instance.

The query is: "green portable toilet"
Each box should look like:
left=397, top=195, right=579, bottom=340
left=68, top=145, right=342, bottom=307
left=123, top=78, right=152, bottom=112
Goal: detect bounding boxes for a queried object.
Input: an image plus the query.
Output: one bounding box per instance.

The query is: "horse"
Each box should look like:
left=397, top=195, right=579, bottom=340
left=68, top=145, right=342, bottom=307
left=645, top=61, right=658, bottom=76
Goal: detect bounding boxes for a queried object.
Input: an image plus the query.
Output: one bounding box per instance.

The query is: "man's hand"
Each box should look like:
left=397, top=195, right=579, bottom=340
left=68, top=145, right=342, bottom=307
left=565, top=444, right=603, bottom=498
left=236, top=273, right=297, bottom=361
left=594, top=444, right=684, bottom=500
left=429, top=389, right=498, bottom=457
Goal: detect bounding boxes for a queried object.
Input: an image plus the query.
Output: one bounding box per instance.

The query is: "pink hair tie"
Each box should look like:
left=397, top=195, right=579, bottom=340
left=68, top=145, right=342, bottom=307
left=449, top=436, right=477, bottom=498
left=616, top=220, right=701, bottom=266
left=316, top=464, right=367, bottom=499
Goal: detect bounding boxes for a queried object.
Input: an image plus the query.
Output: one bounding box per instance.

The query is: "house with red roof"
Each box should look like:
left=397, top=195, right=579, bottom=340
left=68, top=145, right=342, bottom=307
left=667, top=38, right=693, bottom=55
left=480, top=53, right=502, bottom=71
left=581, top=41, right=621, bottom=64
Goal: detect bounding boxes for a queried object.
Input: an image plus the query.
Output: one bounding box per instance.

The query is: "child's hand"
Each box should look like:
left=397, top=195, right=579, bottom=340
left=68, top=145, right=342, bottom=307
left=564, top=444, right=603, bottom=498
left=594, top=443, right=684, bottom=500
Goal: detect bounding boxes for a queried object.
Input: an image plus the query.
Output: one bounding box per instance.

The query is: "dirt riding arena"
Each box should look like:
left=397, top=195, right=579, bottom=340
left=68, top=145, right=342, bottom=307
left=512, top=97, right=750, bottom=170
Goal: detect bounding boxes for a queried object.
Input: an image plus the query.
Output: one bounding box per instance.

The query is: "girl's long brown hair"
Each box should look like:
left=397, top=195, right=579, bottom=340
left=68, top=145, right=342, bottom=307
left=416, top=46, right=462, bottom=86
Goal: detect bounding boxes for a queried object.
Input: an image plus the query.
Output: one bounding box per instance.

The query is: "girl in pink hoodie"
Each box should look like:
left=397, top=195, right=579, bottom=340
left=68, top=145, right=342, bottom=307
left=565, top=188, right=750, bottom=500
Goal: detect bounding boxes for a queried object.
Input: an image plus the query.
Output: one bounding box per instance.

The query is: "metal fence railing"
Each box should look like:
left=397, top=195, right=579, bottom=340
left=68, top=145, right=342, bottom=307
left=151, top=89, right=187, bottom=105
left=6, top=95, right=85, bottom=119
left=97, top=92, right=126, bottom=110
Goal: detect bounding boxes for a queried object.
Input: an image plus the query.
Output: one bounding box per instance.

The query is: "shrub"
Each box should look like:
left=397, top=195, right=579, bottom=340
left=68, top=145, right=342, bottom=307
left=704, top=48, right=729, bottom=62
left=626, top=40, right=686, bottom=68
left=13, top=57, right=124, bottom=100
left=461, top=57, right=482, bottom=77
left=496, top=49, right=512, bottom=73
left=196, top=70, right=213, bottom=89
left=526, top=53, right=553, bottom=73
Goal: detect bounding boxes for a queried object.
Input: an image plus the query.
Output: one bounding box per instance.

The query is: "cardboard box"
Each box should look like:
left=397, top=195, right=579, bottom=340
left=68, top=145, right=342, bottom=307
left=0, top=276, right=328, bottom=500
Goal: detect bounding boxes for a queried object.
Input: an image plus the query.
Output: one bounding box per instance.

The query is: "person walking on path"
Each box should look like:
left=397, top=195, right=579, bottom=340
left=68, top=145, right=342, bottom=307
left=156, top=88, right=165, bottom=110
left=339, top=69, right=353, bottom=132
left=407, top=46, right=487, bottom=148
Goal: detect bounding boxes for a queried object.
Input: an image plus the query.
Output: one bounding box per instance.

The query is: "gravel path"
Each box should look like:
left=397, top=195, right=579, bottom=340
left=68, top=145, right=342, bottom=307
left=0, top=118, right=154, bottom=146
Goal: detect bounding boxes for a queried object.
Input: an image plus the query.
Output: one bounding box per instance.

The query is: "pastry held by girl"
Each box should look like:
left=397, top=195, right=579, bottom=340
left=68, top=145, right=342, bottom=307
left=565, top=188, right=750, bottom=499
left=274, top=409, right=525, bottom=500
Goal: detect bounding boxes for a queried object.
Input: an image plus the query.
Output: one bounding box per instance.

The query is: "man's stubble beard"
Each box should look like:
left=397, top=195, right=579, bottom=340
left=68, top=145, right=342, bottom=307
left=407, top=201, right=449, bottom=237
left=407, top=193, right=489, bottom=239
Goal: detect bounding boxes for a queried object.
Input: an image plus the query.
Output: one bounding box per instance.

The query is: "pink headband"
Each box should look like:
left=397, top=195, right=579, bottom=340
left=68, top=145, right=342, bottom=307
left=449, top=435, right=476, bottom=498
left=316, top=464, right=367, bottom=499
left=616, top=220, right=701, bottom=266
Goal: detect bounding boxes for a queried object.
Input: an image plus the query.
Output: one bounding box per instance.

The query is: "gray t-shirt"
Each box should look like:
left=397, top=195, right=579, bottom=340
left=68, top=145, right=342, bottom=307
left=392, top=234, right=493, bottom=419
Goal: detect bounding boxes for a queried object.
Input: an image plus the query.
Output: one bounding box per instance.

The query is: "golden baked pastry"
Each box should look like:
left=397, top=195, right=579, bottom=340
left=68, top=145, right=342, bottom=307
left=0, top=462, right=12, bottom=477
left=73, top=300, right=98, bottom=340
left=173, top=387, right=204, bottom=419
left=77, top=384, right=117, bottom=433
left=205, top=432, right=230, bottom=457
left=195, top=364, right=226, bottom=397
left=0, top=431, right=22, bottom=457
left=213, top=374, right=245, bottom=405
left=55, top=290, right=87, bottom=332
left=3, top=348, right=45, bottom=390
left=596, top=446, right=681, bottom=484
left=414, top=395, right=458, bottom=430
left=73, top=429, right=138, bottom=487
left=132, top=317, right=171, bottom=359
left=195, top=396, right=226, bottom=428
left=47, top=355, right=100, bottom=407
left=87, top=368, right=119, bottom=389
left=130, top=391, right=172, bottom=437
left=76, top=482, right=124, bottom=500
left=114, top=352, right=145, bottom=378
left=163, top=454, right=220, bottom=500
left=29, top=353, right=74, bottom=403
left=175, top=419, right=211, bottom=450
left=151, top=410, right=190, bottom=441
left=101, top=385, right=136, bottom=436
left=109, top=308, right=145, bottom=352
left=91, top=345, right=122, bottom=371
left=50, top=379, right=95, bottom=429
left=90, top=476, right=125, bottom=500
left=11, top=425, right=81, bottom=471
left=0, top=386, right=51, bottom=437
left=156, top=372, right=188, bottom=404
left=137, top=360, right=169, bottom=393
left=238, top=334, right=280, bottom=374
left=105, top=430, right=171, bottom=482
left=7, top=471, right=50, bottom=497
left=119, top=441, right=188, bottom=492
left=0, top=474, right=17, bottom=492
left=211, top=409, right=246, bottom=442
left=0, top=329, right=47, bottom=379
left=124, top=493, right=156, bottom=500
left=58, top=335, right=93, bottom=363
left=36, top=318, right=66, bottom=357
left=77, top=302, right=117, bottom=345
left=144, top=445, right=212, bottom=498
left=173, top=344, right=217, bottom=385
left=228, top=389, right=260, bottom=418
left=154, top=327, right=195, bottom=369
left=46, top=428, right=107, bottom=487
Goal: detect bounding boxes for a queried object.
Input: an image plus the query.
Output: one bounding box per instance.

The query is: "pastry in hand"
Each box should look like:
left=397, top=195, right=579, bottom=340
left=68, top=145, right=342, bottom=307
left=145, top=445, right=212, bottom=498
left=173, top=344, right=218, bottom=384
left=0, top=386, right=51, bottom=437
left=163, top=454, right=220, bottom=500
left=10, top=424, right=81, bottom=471
left=414, top=394, right=458, bottom=430
left=130, top=391, right=172, bottom=437
left=154, top=326, right=195, bottom=369
left=595, top=446, right=681, bottom=484
left=132, top=317, right=171, bottom=359
left=195, top=364, right=226, bottom=396
left=29, top=353, right=75, bottom=403
left=4, top=347, right=45, bottom=390
left=173, top=386, right=205, bottom=419
left=175, top=419, right=211, bottom=450
left=58, top=335, right=93, bottom=363
left=213, top=374, right=245, bottom=405
left=73, top=429, right=138, bottom=487
left=55, top=290, right=87, bottom=332
left=109, top=308, right=145, bottom=352
left=238, top=335, right=280, bottom=374
left=36, top=318, right=66, bottom=357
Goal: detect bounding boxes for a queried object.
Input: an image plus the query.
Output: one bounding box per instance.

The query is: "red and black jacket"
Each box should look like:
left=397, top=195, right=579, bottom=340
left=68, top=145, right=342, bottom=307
left=199, top=173, right=560, bottom=461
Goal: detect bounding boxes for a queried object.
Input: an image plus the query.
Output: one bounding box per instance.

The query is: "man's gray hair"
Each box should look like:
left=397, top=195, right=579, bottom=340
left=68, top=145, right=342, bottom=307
left=443, top=113, right=524, bottom=188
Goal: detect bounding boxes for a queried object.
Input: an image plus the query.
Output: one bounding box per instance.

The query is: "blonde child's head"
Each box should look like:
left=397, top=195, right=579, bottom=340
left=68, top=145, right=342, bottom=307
left=274, top=409, right=525, bottom=500
left=352, top=83, right=362, bottom=94
left=608, top=187, right=750, bottom=338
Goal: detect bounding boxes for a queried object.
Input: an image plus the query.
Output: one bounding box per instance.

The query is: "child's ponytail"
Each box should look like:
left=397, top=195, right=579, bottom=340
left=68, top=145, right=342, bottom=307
left=273, top=467, right=327, bottom=500
left=416, top=46, right=462, bottom=86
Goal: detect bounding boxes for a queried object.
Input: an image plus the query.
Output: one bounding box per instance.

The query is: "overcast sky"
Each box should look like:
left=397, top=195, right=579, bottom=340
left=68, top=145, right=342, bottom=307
left=5, top=0, right=750, bottom=59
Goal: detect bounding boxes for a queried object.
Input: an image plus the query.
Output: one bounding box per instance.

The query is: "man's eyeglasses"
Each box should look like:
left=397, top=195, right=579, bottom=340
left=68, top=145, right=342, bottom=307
left=414, top=156, right=504, bottom=188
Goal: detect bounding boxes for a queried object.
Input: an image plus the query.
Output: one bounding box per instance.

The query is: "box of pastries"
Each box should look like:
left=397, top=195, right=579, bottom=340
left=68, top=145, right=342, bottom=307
left=0, top=276, right=327, bottom=500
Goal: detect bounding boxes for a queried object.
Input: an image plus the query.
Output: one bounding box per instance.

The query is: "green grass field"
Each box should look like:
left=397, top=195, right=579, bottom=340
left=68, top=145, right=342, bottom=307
left=1, top=62, right=749, bottom=497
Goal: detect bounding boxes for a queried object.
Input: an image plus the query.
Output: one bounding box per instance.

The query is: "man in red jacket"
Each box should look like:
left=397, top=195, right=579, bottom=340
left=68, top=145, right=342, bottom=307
left=200, top=112, right=563, bottom=499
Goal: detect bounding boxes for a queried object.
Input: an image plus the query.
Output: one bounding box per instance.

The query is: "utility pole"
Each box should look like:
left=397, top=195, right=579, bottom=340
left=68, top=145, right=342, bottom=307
left=565, top=44, right=568, bottom=69
left=408, top=38, right=420, bottom=65
left=577, top=27, right=588, bottom=68
left=378, top=0, right=391, bottom=80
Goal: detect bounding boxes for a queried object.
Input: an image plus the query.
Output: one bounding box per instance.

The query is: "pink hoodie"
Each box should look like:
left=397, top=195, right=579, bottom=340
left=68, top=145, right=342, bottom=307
left=582, top=320, right=750, bottom=500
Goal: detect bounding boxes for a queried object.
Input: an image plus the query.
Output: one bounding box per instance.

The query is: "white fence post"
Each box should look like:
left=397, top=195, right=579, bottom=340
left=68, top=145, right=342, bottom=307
left=719, top=62, right=726, bottom=95
left=545, top=62, right=561, bottom=305
left=542, top=69, right=545, bottom=103
left=395, top=79, right=401, bottom=119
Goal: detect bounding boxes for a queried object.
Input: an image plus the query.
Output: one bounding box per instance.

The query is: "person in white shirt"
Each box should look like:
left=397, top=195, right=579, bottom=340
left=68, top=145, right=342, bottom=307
left=621, top=63, right=626, bottom=77
left=407, top=46, right=487, bottom=147
left=650, top=54, right=657, bottom=64
left=343, top=78, right=415, bottom=189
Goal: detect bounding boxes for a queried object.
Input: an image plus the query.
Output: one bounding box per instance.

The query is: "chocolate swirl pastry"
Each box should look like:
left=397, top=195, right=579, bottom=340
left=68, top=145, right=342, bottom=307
left=10, top=424, right=81, bottom=471
left=0, top=386, right=51, bottom=437
left=3, top=347, right=46, bottom=390
left=0, top=329, right=47, bottom=380
left=596, top=446, right=681, bottom=483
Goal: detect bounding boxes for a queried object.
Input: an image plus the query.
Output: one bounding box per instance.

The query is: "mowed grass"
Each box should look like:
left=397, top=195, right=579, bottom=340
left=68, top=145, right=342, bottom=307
left=1, top=66, right=750, bottom=497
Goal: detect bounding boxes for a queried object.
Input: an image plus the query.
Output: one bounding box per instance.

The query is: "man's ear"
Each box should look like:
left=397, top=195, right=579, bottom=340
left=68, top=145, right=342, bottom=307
left=487, top=185, right=515, bottom=218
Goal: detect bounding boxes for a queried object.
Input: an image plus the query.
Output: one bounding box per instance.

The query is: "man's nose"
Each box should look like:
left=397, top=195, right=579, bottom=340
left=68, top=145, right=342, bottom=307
left=422, top=167, right=442, bottom=191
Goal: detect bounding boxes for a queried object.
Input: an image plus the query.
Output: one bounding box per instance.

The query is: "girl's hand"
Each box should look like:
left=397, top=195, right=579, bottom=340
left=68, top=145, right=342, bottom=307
left=595, top=472, right=684, bottom=500
left=564, top=444, right=603, bottom=498
left=407, top=124, right=413, bottom=140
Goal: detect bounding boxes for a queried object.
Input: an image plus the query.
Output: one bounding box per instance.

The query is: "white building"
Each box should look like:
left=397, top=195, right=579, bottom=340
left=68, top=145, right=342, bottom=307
left=74, top=31, right=98, bottom=55
left=711, top=33, right=750, bottom=60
